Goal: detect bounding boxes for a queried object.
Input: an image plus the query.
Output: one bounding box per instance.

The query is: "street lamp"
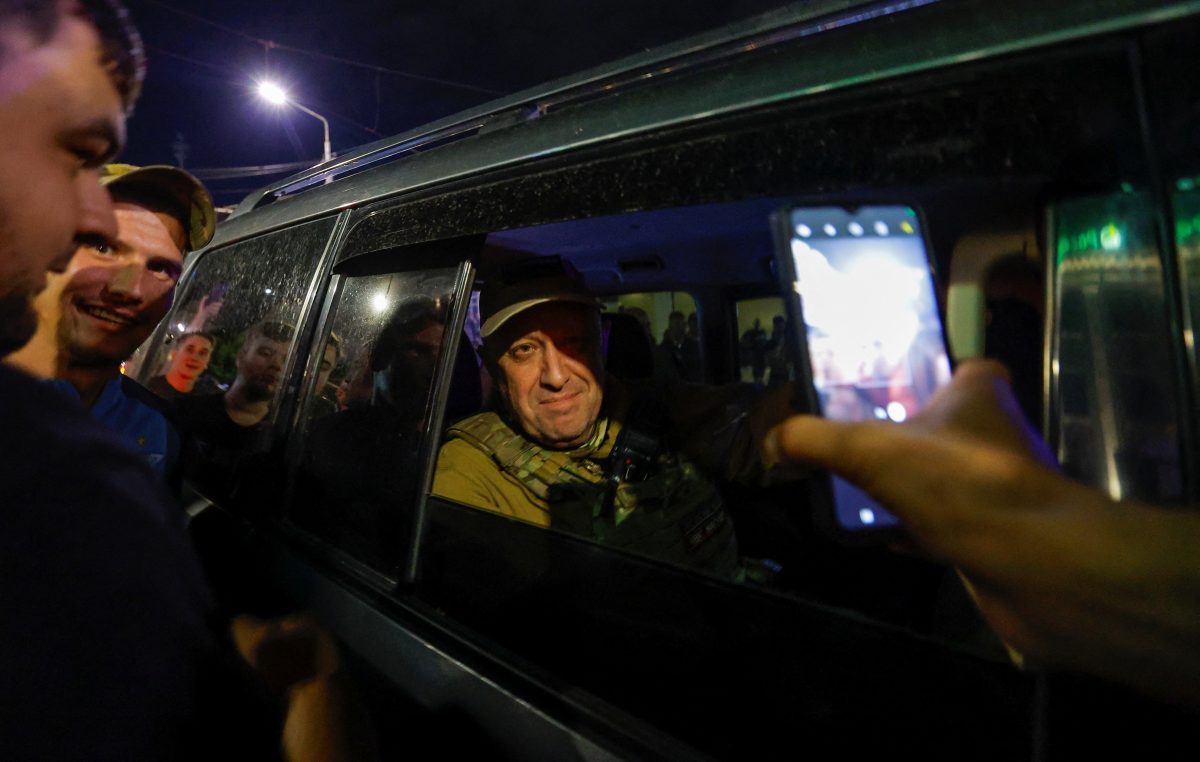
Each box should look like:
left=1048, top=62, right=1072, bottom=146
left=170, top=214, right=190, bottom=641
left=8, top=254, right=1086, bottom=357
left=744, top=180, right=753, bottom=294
left=256, top=80, right=331, bottom=164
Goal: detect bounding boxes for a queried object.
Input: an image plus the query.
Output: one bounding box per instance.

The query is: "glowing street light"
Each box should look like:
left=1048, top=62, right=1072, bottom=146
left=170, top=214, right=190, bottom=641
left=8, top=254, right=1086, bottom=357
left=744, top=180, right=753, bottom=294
left=256, top=80, right=332, bottom=164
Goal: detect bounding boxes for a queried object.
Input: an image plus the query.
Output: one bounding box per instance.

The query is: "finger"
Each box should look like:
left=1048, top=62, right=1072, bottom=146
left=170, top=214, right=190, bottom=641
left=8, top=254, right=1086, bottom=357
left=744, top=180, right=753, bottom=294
left=766, top=413, right=1001, bottom=539
left=918, top=360, right=1057, bottom=467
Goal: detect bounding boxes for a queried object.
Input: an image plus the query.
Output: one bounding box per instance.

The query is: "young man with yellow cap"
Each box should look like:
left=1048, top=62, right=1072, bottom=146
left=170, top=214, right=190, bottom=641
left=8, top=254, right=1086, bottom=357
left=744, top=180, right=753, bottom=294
left=10, top=162, right=215, bottom=485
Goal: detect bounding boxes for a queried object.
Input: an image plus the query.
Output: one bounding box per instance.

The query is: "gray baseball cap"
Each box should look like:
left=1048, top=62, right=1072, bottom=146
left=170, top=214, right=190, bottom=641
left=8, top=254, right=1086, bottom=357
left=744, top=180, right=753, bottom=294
left=479, top=256, right=598, bottom=338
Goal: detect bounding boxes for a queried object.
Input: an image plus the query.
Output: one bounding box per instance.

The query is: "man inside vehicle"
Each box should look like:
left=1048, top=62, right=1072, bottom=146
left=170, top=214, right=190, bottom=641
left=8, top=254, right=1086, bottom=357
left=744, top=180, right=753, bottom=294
left=434, top=257, right=797, bottom=578
left=658, top=308, right=703, bottom=382
left=8, top=162, right=215, bottom=483
left=147, top=330, right=220, bottom=398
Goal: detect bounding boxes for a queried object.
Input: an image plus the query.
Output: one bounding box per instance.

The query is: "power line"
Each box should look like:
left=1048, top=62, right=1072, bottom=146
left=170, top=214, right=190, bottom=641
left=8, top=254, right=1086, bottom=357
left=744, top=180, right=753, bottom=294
left=135, top=0, right=505, bottom=96
left=188, top=160, right=317, bottom=181
left=146, top=45, right=384, bottom=141
left=146, top=45, right=241, bottom=81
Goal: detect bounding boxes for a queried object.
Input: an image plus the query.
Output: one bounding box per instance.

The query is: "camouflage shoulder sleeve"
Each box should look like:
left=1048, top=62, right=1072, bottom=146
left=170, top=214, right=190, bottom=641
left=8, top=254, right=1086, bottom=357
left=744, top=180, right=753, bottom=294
left=434, top=414, right=552, bottom=527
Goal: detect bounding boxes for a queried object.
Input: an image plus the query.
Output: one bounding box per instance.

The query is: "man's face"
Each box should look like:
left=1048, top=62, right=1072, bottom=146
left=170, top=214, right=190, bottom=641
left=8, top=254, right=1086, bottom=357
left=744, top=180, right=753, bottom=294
left=316, top=342, right=338, bottom=391
left=236, top=333, right=288, bottom=400
left=167, top=334, right=213, bottom=380
left=0, top=9, right=124, bottom=356
left=393, top=321, right=444, bottom=391
left=55, top=202, right=185, bottom=366
left=494, top=302, right=604, bottom=449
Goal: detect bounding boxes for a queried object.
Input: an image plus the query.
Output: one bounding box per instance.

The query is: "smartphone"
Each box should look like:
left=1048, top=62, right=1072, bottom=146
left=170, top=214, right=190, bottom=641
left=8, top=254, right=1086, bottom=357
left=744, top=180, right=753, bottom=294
left=773, top=204, right=952, bottom=539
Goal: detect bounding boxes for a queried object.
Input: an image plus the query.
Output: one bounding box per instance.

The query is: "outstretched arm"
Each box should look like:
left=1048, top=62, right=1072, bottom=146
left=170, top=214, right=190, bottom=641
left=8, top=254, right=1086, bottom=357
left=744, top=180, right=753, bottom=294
left=767, top=360, right=1200, bottom=708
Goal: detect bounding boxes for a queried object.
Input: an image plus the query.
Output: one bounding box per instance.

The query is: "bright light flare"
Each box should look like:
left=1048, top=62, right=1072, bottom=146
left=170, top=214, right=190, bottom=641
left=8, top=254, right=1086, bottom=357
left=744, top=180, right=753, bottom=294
left=257, top=81, right=288, bottom=105
left=371, top=292, right=389, bottom=313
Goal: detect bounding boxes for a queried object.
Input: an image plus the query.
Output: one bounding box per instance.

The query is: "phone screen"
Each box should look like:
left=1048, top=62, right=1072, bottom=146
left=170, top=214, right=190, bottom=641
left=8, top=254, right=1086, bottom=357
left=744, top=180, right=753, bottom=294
left=779, top=205, right=952, bottom=533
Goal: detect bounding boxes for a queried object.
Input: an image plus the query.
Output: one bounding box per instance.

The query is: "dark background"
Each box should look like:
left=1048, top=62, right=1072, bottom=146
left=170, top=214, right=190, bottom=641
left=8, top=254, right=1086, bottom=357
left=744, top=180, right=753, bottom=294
left=121, top=0, right=800, bottom=206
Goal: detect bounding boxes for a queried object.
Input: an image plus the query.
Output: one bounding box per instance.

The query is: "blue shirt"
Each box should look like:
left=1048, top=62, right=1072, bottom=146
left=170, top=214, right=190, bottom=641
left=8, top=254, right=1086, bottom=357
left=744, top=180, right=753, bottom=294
left=47, top=375, right=181, bottom=489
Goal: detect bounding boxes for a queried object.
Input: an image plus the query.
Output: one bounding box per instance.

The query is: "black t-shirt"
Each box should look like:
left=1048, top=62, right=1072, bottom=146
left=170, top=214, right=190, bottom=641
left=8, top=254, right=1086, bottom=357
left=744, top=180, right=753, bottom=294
left=146, top=373, right=223, bottom=401
left=0, top=365, right=277, bottom=760
left=175, top=392, right=272, bottom=501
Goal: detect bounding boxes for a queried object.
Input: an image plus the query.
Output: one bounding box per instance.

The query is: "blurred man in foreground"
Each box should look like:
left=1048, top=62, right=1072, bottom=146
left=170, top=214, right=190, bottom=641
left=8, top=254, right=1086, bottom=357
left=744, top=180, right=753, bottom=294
left=0, top=3, right=363, bottom=758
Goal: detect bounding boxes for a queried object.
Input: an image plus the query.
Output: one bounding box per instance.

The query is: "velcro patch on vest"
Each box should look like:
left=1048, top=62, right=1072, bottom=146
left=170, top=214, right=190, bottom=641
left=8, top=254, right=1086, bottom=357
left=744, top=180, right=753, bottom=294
left=677, top=500, right=727, bottom=551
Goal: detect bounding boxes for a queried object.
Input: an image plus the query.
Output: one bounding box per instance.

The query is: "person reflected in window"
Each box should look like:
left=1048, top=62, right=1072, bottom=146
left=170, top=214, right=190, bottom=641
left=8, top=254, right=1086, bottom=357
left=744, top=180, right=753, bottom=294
left=740, top=318, right=768, bottom=384
left=335, top=354, right=373, bottom=411
left=146, top=331, right=221, bottom=399
left=307, top=332, right=341, bottom=420
left=176, top=320, right=293, bottom=488
left=658, top=309, right=703, bottom=382
left=297, top=298, right=448, bottom=561
left=765, top=315, right=792, bottom=388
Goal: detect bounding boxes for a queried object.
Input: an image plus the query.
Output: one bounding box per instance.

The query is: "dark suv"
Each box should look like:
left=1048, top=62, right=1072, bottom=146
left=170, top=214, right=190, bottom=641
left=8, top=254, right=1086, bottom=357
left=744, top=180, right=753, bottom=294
left=133, top=1, right=1200, bottom=758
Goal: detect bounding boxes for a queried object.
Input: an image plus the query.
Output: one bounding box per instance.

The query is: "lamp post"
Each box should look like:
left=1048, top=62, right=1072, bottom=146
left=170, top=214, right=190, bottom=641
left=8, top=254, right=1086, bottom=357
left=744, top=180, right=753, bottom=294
left=257, top=81, right=331, bottom=164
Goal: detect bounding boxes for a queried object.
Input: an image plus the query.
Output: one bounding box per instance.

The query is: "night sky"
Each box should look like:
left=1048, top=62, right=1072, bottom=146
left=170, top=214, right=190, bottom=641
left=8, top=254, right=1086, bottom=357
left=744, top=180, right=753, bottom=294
left=120, top=0, right=799, bottom=206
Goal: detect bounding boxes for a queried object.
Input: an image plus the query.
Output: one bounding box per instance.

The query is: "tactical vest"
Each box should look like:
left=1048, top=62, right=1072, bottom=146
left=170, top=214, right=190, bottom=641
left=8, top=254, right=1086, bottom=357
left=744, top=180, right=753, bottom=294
left=448, top=412, right=739, bottom=577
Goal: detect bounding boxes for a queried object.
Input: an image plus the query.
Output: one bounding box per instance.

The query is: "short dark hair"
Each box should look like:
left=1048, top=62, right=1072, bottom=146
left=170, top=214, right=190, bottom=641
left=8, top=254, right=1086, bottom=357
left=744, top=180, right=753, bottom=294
left=245, top=320, right=295, bottom=346
left=176, top=331, right=215, bottom=350
left=371, top=297, right=446, bottom=372
left=79, top=0, right=146, bottom=114
left=0, top=1, right=145, bottom=115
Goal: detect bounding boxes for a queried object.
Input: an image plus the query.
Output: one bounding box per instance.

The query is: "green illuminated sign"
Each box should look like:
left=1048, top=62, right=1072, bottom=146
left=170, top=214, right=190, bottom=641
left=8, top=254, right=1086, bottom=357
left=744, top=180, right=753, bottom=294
left=1175, top=184, right=1200, bottom=246
left=1055, top=191, right=1152, bottom=265
left=1057, top=221, right=1127, bottom=258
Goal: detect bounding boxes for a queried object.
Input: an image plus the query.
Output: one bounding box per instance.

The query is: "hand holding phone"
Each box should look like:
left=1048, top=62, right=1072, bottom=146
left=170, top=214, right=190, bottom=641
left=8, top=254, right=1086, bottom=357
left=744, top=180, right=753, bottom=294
left=774, top=204, right=952, bottom=539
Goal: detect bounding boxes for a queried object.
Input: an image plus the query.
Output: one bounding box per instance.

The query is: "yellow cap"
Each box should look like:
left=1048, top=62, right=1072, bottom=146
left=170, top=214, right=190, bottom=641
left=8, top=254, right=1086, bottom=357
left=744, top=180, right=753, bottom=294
left=99, top=163, right=216, bottom=252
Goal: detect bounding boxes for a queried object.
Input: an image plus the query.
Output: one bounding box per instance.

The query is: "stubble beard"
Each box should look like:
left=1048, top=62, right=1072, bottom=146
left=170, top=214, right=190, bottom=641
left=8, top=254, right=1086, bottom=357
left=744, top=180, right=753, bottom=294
left=0, top=291, right=36, bottom=358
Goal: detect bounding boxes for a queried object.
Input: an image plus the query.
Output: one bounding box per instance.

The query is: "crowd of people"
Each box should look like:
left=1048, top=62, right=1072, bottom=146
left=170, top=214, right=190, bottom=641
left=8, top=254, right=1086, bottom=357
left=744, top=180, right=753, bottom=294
left=0, top=1, right=1197, bottom=759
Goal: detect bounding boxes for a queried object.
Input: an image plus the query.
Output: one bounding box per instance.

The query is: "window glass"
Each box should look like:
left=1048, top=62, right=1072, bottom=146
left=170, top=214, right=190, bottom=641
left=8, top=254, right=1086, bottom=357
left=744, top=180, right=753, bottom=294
left=1174, top=180, right=1200, bottom=415
left=1050, top=192, right=1184, bottom=502
left=735, top=296, right=794, bottom=388
left=290, top=268, right=460, bottom=569
left=140, top=217, right=337, bottom=501
left=599, top=291, right=703, bottom=383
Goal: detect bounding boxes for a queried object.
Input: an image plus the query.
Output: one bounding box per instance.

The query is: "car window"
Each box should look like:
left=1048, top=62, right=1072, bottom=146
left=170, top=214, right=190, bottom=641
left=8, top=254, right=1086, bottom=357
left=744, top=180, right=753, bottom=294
left=427, top=204, right=825, bottom=592
left=1049, top=192, right=1184, bottom=502
left=735, top=296, right=794, bottom=387
left=140, top=217, right=338, bottom=502
left=288, top=267, right=460, bottom=569
left=1174, top=180, right=1200, bottom=408
left=599, top=291, right=704, bottom=383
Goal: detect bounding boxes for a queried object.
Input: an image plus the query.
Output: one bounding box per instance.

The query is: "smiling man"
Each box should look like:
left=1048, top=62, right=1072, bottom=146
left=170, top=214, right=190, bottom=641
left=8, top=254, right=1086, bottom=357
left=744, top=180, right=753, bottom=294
left=28, top=162, right=215, bottom=482
left=146, top=330, right=219, bottom=398
left=431, top=258, right=788, bottom=577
